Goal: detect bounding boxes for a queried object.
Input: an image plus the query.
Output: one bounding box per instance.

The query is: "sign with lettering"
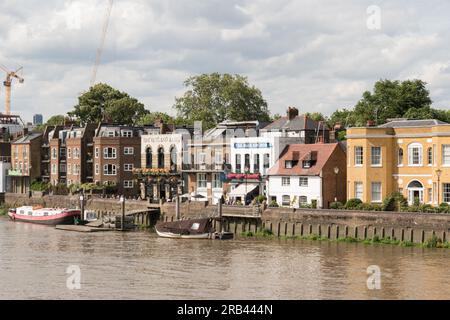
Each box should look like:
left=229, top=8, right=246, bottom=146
left=233, top=143, right=271, bottom=149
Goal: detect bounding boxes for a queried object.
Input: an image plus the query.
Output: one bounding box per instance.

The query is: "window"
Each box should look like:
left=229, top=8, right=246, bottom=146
left=299, top=177, right=308, bottom=187
left=263, top=154, right=270, bottom=172
left=73, top=164, right=80, bottom=175
left=121, top=130, right=133, bottom=138
left=371, top=182, right=382, bottom=202
left=214, top=151, right=222, bottom=165
left=124, top=147, right=134, bottom=155
left=398, top=148, right=404, bottom=166
left=285, top=160, right=293, bottom=169
left=282, top=195, right=290, bottom=206
left=95, top=164, right=99, bottom=175
left=60, top=148, right=66, bottom=158
left=146, top=147, right=152, bottom=168
left=51, top=163, right=57, bottom=174
left=103, top=164, right=117, bottom=175
left=14, top=146, right=18, bottom=159
left=60, top=164, right=66, bottom=173
left=355, top=182, right=363, bottom=200
left=442, top=145, right=450, bottom=165
left=244, top=154, right=250, bottom=171
left=107, top=131, right=115, bottom=137
left=302, top=161, right=311, bottom=169
left=354, top=146, right=363, bottom=165
left=443, top=183, right=450, bottom=203
left=73, top=148, right=80, bottom=159
left=170, top=147, right=177, bottom=170
left=254, top=154, right=260, bottom=173
left=235, top=154, right=241, bottom=173
left=282, top=177, right=290, bottom=186
left=124, top=180, right=134, bottom=188
left=103, top=147, right=117, bottom=159
left=67, top=148, right=72, bottom=159
left=427, top=188, right=433, bottom=203
left=52, top=148, right=57, bottom=159
left=408, top=143, right=422, bottom=166
left=212, top=173, right=222, bottom=189
left=371, top=146, right=381, bottom=166
left=427, top=147, right=433, bottom=165
left=124, top=164, right=134, bottom=171
left=158, top=147, right=165, bottom=168
left=95, top=147, right=99, bottom=159
left=197, top=173, right=207, bottom=188
left=299, top=196, right=308, bottom=205
left=67, top=164, right=72, bottom=175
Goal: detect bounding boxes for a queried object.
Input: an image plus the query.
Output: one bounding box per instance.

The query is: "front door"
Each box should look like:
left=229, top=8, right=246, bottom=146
left=408, top=189, right=423, bottom=205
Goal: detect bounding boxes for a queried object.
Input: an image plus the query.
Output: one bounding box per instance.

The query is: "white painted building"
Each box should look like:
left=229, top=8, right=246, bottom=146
left=267, top=175, right=323, bottom=208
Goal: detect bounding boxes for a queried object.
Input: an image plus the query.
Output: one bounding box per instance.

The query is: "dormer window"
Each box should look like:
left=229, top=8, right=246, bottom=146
left=121, top=130, right=133, bottom=138
left=285, top=160, right=293, bottom=169
left=107, top=131, right=115, bottom=137
left=302, top=161, right=311, bottom=169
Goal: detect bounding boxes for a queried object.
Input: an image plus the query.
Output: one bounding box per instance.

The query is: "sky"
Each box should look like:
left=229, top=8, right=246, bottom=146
left=1, top=0, right=450, bottom=123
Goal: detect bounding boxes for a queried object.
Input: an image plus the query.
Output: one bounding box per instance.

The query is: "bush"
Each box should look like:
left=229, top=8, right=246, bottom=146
left=311, top=199, right=317, bottom=209
left=438, top=203, right=450, bottom=213
left=345, top=198, right=362, bottom=210
left=254, top=195, right=267, bottom=204
left=30, top=180, right=50, bottom=192
left=330, top=201, right=343, bottom=209
left=382, top=192, right=408, bottom=211
left=357, top=203, right=382, bottom=211
left=268, top=200, right=279, bottom=208
left=50, top=183, right=68, bottom=195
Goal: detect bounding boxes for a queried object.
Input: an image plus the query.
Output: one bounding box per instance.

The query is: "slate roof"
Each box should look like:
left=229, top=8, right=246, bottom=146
left=12, top=132, right=42, bottom=144
left=378, top=119, right=448, bottom=128
left=267, top=143, right=339, bottom=176
left=262, top=115, right=328, bottom=131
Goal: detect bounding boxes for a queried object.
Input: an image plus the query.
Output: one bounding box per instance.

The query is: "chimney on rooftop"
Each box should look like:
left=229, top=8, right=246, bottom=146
left=287, top=107, right=299, bottom=120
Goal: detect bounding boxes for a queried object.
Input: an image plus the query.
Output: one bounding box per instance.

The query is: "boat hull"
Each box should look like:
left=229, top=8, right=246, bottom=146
left=8, top=211, right=80, bottom=226
left=155, top=227, right=211, bottom=239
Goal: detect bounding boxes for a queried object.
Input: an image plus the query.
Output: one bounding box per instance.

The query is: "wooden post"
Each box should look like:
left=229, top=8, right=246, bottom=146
left=218, top=199, right=223, bottom=232
left=120, top=196, right=125, bottom=231
left=176, top=194, right=180, bottom=221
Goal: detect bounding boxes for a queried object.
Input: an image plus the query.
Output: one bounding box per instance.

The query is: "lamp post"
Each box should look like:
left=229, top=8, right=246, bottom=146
left=79, top=192, right=85, bottom=223
left=119, top=195, right=125, bottom=231
left=334, top=166, right=339, bottom=202
left=436, top=169, right=442, bottom=205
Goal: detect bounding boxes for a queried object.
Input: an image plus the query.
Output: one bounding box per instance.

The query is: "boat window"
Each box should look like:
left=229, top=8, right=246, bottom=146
left=19, top=210, right=24, bottom=215
left=191, top=223, right=200, bottom=230
left=28, top=211, right=32, bottom=216
left=44, top=212, right=48, bottom=216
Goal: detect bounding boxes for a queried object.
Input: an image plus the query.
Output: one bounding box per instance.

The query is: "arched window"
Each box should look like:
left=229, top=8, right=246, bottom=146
left=170, top=146, right=177, bottom=171
left=398, top=148, right=403, bottom=165
left=158, top=147, right=165, bottom=169
left=146, top=147, right=152, bottom=168
left=408, top=143, right=423, bottom=166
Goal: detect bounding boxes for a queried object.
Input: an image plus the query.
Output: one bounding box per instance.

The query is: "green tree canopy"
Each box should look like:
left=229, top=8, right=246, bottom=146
left=137, top=112, right=176, bottom=126
left=328, top=79, right=434, bottom=129
left=174, top=73, right=271, bottom=129
left=68, top=83, right=148, bottom=125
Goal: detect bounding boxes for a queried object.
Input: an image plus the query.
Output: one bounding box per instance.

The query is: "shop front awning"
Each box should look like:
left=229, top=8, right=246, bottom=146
left=228, top=183, right=259, bottom=197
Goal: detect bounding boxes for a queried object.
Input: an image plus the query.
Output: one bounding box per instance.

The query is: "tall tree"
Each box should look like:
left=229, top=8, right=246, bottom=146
left=174, top=73, right=271, bottom=129
left=69, top=83, right=148, bottom=125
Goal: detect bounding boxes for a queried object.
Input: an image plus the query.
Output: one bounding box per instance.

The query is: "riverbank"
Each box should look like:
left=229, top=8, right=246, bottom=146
left=239, top=229, right=450, bottom=249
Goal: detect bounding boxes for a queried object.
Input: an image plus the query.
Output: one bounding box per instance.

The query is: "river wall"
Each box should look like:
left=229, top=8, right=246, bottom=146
left=3, top=193, right=450, bottom=244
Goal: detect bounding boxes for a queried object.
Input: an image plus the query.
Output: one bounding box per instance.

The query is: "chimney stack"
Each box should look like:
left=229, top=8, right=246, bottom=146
left=287, top=107, right=299, bottom=120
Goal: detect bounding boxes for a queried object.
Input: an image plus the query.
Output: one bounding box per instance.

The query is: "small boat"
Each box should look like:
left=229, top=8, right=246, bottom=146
left=8, top=206, right=81, bottom=225
left=155, top=218, right=214, bottom=239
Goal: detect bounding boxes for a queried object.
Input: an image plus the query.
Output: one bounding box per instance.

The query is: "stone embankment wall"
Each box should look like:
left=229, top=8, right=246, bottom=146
left=4, top=193, right=450, bottom=243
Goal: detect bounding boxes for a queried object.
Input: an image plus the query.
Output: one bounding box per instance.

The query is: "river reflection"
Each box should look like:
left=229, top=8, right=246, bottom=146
left=0, top=218, right=449, bottom=300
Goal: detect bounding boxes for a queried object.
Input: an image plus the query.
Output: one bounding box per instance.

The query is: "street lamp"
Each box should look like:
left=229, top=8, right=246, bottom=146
left=334, top=167, right=340, bottom=202
left=119, top=195, right=125, bottom=231
left=79, top=193, right=85, bottom=223
left=436, top=169, right=442, bottom=205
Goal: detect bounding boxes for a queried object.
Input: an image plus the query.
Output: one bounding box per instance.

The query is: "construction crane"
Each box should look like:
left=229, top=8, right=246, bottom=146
left=0, top=64, right=24, bottom=115
left=90, top=0, right=114, bottom=87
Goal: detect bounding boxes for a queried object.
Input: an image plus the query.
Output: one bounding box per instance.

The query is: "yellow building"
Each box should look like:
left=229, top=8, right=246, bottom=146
left=346, top=119, right=450, bottom=206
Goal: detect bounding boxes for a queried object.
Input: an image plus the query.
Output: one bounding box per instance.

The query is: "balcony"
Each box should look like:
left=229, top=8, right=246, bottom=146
left=182, top=163, right=230, bottom=172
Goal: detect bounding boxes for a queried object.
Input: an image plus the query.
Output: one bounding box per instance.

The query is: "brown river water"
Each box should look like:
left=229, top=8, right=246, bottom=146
left=0, top=217, right=449, bottom=300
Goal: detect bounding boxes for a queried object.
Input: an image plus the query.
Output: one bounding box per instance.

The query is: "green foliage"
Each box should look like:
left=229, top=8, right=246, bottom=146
left=423, top=235, right=441, bottom=248
left=382, top=192, right=407, bottom=211
left=174, top=73, right=271, bottom=130
left=137, top=112, right=177, bottom=126
left=50, top=183, right=69, bottom=195
left=330, top=201, right=344, bottom=209
left=30, top=180, right=50, bottom=192
left=268, top=200, right=279, bottom=208
left=69, top=83, right=148, bottom=125
left=438, top=203, right=450, bottom=213
left=311, top=199, right=317, bottom=209
left=344, top=198, right=363, bottom=210
left=46, top=115, right=72, bottom=126
left=254, top=195, right=267, bottom=204
left=357, top=203, right=382, bottom=211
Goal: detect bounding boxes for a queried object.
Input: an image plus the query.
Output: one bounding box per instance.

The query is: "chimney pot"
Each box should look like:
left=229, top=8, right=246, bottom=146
left=287, top=107, right=299, bottom=120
